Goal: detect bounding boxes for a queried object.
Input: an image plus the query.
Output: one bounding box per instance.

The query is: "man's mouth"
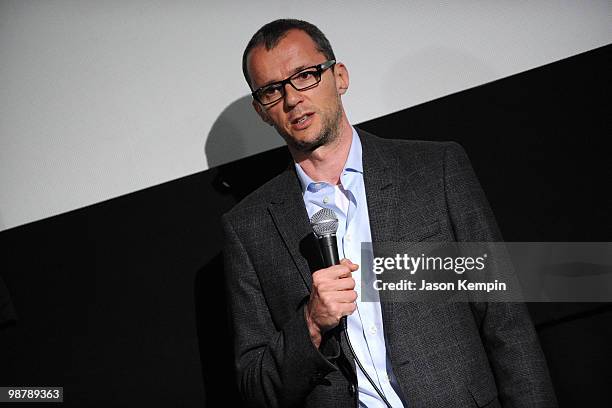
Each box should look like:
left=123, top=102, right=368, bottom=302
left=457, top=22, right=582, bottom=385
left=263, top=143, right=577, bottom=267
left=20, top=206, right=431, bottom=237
left=291, top=113, right=314, bottom=130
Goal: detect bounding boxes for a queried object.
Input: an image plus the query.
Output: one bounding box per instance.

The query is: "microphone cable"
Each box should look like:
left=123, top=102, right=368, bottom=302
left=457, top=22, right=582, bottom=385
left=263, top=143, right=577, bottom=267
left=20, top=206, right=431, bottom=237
left=342, top=316, right=393, bottom=408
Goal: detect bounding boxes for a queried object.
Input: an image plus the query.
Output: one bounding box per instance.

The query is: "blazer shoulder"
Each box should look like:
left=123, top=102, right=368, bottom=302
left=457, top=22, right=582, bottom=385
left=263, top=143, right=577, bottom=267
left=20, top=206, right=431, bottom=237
left=356, top=127, right=464, bottom=166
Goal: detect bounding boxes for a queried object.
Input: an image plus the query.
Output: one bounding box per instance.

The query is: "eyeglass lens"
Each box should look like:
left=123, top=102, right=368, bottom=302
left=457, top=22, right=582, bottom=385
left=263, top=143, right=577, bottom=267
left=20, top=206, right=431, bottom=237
left=257, top=69, right=320, bottom=104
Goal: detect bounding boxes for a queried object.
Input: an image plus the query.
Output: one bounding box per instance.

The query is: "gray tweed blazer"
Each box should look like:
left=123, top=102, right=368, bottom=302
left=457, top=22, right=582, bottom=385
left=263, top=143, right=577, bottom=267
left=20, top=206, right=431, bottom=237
left=222, top=128, right=557, bottom=408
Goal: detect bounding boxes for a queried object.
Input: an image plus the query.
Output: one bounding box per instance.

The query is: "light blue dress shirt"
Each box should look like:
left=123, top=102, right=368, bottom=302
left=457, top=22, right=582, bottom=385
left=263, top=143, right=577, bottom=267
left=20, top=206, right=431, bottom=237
left=295, top=127, right=406, bottom=407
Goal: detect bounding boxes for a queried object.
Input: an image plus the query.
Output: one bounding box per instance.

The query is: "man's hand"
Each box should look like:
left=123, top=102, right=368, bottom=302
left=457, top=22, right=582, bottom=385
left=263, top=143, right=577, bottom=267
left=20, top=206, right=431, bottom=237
left=304, top=259, right=358, bottom=348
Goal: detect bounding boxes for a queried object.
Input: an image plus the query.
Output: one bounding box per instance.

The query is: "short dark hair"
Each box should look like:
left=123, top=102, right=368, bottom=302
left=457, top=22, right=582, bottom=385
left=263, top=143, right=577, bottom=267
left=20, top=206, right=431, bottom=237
left=242, top=19, right=336, bottom=89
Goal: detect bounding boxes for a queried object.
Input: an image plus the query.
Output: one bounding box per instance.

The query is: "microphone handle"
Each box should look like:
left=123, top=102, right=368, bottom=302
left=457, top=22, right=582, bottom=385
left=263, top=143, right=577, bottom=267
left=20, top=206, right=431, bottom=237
left=318, top=234, right=340, bottom=267
left=317, top=234, right=346, bottom=328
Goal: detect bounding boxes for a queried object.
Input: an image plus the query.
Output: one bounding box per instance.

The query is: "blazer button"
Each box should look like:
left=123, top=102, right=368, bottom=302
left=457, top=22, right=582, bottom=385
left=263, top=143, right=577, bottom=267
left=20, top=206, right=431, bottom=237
left=348, top=383, right=356, bottom=396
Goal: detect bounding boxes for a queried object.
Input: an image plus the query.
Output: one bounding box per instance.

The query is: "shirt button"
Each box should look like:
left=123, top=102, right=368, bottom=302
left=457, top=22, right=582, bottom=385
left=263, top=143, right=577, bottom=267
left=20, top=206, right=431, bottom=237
left=323, top=196, right=329, bottom=204
left=369, top=325, right=377, bottom=335
left=346, top=234, right=351, bottom=242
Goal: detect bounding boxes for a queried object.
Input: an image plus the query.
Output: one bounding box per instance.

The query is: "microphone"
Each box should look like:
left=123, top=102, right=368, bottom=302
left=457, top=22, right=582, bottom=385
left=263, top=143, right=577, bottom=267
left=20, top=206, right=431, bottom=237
left=309, top=207, right=346, bottom=330
left=310, top=208, right=340, bottom=267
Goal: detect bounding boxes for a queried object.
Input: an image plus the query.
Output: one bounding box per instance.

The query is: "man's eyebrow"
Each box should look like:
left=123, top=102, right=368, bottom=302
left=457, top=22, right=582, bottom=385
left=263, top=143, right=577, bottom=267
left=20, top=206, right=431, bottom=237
left=290, top=64, right=309, bottom=75
left=259, top=64, right=311, bottom=88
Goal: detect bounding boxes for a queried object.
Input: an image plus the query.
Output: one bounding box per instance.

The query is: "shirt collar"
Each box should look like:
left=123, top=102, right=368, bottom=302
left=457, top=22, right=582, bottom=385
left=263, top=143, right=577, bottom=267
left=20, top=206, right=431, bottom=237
left=294, top=126, right=363, bottom=193
left=344, top=126, right=363, bottom=174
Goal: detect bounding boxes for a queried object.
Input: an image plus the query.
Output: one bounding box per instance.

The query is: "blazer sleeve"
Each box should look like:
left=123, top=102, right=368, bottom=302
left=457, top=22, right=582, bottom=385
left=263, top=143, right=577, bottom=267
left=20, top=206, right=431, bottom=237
left=443, top=142, right=558, bottom=407
left=222, top=214, right=340, bottom=408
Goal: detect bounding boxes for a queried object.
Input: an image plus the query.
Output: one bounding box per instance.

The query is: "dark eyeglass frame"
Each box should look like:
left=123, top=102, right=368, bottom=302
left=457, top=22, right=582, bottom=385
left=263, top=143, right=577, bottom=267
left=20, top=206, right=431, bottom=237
left=251, top=59, right=336, bottom=105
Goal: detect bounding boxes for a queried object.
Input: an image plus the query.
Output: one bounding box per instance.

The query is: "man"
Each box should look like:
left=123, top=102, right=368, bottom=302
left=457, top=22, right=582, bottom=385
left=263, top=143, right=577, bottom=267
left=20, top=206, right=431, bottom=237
left=222, top=19, right=556, bottom=407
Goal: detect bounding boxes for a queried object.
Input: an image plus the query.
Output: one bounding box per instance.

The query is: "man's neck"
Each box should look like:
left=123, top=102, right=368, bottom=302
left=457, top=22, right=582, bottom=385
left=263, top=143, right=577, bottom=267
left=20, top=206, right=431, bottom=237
left=291, top=118, right=353, bottom=185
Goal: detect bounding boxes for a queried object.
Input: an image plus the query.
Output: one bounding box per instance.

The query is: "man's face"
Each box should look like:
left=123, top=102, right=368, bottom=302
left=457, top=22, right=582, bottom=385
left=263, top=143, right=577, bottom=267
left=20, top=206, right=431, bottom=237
left=247, top=29, right=348, bottom=152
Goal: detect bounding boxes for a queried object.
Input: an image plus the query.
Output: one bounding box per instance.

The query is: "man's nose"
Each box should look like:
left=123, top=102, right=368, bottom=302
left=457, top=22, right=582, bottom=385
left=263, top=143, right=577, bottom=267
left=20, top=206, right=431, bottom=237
left=283, top=82, right=303, bottom=107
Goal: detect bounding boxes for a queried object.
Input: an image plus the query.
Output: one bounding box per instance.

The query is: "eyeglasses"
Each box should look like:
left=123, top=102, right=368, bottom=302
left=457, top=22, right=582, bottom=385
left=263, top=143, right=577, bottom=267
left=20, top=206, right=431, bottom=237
left=252, top=60, right=336, bottom=105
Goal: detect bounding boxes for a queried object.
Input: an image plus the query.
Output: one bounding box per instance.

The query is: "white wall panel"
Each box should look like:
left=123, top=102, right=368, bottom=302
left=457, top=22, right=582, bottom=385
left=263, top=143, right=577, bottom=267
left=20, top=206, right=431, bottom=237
left=1, top=1, right=610, bottom=230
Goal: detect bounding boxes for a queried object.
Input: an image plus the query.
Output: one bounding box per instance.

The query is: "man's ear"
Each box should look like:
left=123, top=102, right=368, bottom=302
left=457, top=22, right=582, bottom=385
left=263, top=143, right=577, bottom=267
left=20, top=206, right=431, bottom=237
left=252, top=99, right=273, bottom=126
left=334, top=63, right=350, bottom=95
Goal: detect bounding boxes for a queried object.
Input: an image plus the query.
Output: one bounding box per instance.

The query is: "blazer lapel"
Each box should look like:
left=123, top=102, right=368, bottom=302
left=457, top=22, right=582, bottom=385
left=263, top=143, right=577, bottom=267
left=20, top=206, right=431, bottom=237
left=359, top=130, right=399, bottom=245
left=267, top=167, right=316, bottom=291
left=359, top=128, right=434, bottom=244
left=358, top=129, right=434, bottom=369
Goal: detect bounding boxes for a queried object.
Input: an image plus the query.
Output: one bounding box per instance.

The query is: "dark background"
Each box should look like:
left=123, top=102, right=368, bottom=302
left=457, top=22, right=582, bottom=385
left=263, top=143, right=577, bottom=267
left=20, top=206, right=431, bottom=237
left=1, top=44, right=610, bottom=407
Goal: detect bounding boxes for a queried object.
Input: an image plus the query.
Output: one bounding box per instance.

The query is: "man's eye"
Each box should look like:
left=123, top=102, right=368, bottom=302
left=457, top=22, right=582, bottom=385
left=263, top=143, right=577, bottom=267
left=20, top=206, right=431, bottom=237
left=263, top=86, right=280, bottom=95
left=296, top=71, right=314, bottom=80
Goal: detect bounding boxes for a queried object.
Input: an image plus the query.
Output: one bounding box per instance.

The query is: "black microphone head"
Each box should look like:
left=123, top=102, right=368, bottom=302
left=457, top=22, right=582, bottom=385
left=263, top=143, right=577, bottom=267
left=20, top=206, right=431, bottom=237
left=310, top=208, right=338, bottom=238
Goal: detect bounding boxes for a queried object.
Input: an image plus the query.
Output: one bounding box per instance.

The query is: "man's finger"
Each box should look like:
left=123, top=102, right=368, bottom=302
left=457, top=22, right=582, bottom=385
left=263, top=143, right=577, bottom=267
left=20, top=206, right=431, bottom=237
left=315, top=264, right=353, bottom=280
left=325, top=277, right=355, bottom=291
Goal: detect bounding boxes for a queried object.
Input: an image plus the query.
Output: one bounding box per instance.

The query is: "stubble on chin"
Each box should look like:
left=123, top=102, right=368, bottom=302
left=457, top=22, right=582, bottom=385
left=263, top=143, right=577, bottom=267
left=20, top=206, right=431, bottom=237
left=280, top=102, right=343, bottom=153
